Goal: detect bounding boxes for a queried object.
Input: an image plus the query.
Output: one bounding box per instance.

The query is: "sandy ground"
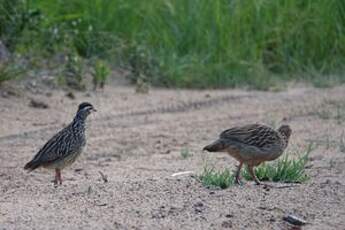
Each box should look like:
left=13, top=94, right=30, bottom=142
left=0, top=84, right=345, bottom=230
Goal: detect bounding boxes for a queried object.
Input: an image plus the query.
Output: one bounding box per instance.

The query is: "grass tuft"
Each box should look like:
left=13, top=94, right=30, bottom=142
left=242, top=153, right=310, bottom=183
left=92, top=59, right=110, bottom=90
left=199, top=167, right=235, bottom=189
left=180, top=148, right=191, bottom=159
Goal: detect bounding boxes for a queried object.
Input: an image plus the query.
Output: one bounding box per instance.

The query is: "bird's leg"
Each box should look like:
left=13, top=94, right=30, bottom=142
left=248, top=165, right=261, bottom=185
left=54, top=169, right=62, bottom=185
left=235, top=162, right=243, bottom=185
left=57, top=169, right=62, bottom=185
left=53, top=169, right=58, bottom=185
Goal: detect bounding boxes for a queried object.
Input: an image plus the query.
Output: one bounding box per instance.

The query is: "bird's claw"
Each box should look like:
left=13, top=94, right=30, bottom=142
left=235, top=179, right=243, bottom=186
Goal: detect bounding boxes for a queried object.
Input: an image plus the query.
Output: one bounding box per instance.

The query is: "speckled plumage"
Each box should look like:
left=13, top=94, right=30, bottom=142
left=24, top=102, right=96, bottom=185
left=203, top=124, right=291, bottom=185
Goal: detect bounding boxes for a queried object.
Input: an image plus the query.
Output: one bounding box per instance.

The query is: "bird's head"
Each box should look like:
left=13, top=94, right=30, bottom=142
left=277, top=125, right=292, bottom=140
left=76, top=102, right=97, bottom=118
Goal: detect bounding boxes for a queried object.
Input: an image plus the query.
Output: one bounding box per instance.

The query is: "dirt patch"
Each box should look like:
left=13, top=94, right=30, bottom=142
left=1, top=85, right=345, bottom=229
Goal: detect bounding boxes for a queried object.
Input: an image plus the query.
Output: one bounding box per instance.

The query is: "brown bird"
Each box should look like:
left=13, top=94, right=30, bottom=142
left=203, top=124, right=291, bottom=185
left=24, top=102, right=96, bottom=185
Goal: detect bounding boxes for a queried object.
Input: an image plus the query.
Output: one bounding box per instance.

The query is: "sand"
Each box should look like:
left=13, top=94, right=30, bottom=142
left=0, top=84, right=345, bottom=229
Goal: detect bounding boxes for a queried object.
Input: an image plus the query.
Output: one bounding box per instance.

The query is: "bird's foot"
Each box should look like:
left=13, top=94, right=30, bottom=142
left=52, top=179, right=58, bottom=187
left=52, top=178, right=62, bottom=186
left=235, top=178, right=243, bottom=186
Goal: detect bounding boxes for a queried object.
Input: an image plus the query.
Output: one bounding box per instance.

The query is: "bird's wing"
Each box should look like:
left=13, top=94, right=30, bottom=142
left=31, top=127, right=73, bottom=164
left=219, top=124, right=279, bottom=148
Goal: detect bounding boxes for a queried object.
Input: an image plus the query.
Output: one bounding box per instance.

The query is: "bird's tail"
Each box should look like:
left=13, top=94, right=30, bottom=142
left=24, top=160, right=40, bottom=172
left=203, top=139, right=228, bottom=152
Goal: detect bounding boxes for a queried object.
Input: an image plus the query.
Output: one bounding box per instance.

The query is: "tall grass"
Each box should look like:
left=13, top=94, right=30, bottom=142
left=2, top=0, right=345, bottom=88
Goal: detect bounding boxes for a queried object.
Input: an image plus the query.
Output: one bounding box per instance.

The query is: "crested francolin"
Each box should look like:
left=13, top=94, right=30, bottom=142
left=203, top=124, right=291, bottom=185
left=24, top=102, right=96, bottom=185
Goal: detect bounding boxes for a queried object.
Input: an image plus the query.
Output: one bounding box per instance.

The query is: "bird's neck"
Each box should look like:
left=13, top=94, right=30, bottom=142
left=72, top=112, right=87, bottom=129
left=75, top=110, right=89, bottom=120
left=281, top=135, right=290, bottom=148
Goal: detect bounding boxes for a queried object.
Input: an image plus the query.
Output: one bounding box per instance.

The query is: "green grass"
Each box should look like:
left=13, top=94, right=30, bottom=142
left=200, top=146, right=312, bottom=188
left=1, top=0, right=345, bottom=88
left=180, top=148, right=191, bottom=159
left=61, top=51, right=85, bottom=90
left=92, top=59, right=110, bottom=90
left=199, top=167, right=235, bottom=189
left=242, top=153, right=310, bottom=183
left=0, top=60, right=26, bottom=85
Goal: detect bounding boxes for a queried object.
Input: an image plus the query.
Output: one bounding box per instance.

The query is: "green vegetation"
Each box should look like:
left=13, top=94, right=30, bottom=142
left=92, top=59, right=110, bottom=90
left=200, top=146, right=312, bottom=188
left=180, top=148, right=191, bottom=159
left=1, top=0, right=345, bottom=88
left=0, top=60, right=25, bottom=85
left=61, top=51, right=85, bottom=90
left=199, top=167, right=235, bottom=189
left=242, top=153, right=310, bottom=183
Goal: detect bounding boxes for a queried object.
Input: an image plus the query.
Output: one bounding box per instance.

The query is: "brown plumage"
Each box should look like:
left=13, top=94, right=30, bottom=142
left=203, top=124, right=292, bottom=185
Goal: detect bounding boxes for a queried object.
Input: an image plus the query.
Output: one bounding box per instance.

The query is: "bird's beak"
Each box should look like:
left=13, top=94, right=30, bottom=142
left=92, top=108, right=97, bottom=112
